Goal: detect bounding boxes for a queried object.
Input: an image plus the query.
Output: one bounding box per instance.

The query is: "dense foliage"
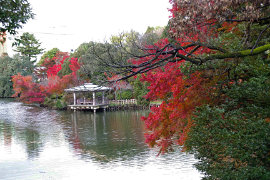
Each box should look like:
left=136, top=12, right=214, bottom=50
left=0, top=55, right=33, bottom=97
left=12, top=73, right=46, bottom=104
left=12, top=51, right=80, bottom=106
left=186, top=54, right=270, bottom=179
left=131, top=75, right=149, bottom=105
left=139, top=1, right=270, bottom=179
left=14, top=32, right=44, bottom=62
left=98, top=1, right=270, bottom=179
left=0, top=0, right=34, bottom=35
left=169, top=0, right=270, bottom=39
left=75, top=41, right=109, bottom=83
left=37, top=48, right=59, bottom=66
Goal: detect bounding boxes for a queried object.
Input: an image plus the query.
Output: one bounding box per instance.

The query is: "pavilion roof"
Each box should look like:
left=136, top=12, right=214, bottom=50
left=64, top=83, right=111, bottom=92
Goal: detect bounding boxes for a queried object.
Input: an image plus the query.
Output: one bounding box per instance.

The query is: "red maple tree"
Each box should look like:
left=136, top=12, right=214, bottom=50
left=12, top=73, right=47, bottom=104
left=12, top=52, right=81, bottom=103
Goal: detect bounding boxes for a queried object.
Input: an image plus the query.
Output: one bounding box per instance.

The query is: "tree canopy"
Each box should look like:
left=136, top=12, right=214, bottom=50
left=37, top=48, right=60, bottom=66
left=14, top=32, right=44, bottom=62
left=95, top=1, right=270, bottom=179
left=97, top=1, right=269, bottom=81
left=0, top=0, right=34, bottom=35
left=0, top=54, right=33, bottom=97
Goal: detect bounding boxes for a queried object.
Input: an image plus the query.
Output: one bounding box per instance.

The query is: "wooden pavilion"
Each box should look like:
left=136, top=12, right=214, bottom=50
left=65, top=83, right=112, bottom=112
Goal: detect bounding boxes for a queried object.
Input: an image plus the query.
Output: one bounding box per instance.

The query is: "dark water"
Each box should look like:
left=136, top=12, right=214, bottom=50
left=0, top=99, right=201, bottom=180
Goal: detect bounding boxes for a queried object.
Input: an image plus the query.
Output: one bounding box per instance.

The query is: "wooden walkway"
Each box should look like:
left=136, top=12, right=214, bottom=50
left=68, top=99, right=161, bottom=112
left=108, top=99, right=137, bottom=105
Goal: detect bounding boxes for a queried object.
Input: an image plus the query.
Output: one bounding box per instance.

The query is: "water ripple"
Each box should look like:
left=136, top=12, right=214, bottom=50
left=0, top=99, right=202, bottom=180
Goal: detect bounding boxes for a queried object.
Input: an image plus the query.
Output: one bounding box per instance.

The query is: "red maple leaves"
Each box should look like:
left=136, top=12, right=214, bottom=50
left=140, top=61, right=214, bottom=153
left=12, top=73, right=47, bottom=104
left=12, top=52, right=81, bottom=104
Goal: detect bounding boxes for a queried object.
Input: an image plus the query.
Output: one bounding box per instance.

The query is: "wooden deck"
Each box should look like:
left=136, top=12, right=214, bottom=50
left=68, top=103, right=109, bottom=112
left=68, top=99, right=140, bottom=112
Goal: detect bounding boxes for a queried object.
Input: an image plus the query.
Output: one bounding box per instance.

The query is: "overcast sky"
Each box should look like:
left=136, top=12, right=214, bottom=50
left=7, top=0, right=170, bottom=55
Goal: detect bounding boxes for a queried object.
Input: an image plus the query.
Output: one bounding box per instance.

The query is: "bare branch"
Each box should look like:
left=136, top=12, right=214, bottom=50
left=251, top=23, right=270, bottom=52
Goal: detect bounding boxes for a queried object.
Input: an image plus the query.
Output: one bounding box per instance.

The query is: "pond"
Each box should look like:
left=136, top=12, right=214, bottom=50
left=0, top=99, right=202, bottom=180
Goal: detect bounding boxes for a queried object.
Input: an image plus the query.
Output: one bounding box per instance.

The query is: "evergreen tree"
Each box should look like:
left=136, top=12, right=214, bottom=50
left=14, top=32, right=44, bottom=62
left=0, top=54, right=33, bottom=97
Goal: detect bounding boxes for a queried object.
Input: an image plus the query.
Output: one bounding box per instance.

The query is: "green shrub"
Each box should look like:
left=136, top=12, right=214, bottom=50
left=187, top=105, right=270, bottom=180
left=132, top=76, right=150, bottom=105
left=55, top=99, right=67, bottom=109
left=43, top=95, right=67, bottom=110
left=116, top=90, right=133, bottom=99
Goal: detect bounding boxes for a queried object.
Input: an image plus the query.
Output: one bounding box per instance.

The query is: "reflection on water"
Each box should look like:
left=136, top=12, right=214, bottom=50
left=0, top=99, right=201, bottom=180
left=67, top=111, right=148, bottom=163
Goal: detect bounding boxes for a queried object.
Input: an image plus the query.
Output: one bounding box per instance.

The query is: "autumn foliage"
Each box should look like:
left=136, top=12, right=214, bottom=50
left=46, top=53, right=80, bottom=94
left=123, top=0, right=269, bottom=156
left=106, top=73, right=129, bottom=90
left=139, top=57, right=217, bottom=153
left=125, top=33, right=217, bottom=153
left=127, top=1, right=270, bottom=179
left=12, top=52, right=80, bottom=104
left=130, top=0, right=265, bottom=154
left=168, top=0, right=267, bottom=39
left=12, top=73, right=47, bottom=104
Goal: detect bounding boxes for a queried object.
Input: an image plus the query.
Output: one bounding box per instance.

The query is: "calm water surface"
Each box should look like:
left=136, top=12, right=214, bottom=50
left=0, top=99, right=201, bottom=180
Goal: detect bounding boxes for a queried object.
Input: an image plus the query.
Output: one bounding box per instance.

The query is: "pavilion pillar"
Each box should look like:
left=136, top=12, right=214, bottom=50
left=93, top=92, right=96, bottom=106
left=73, top=92, right=76, bottom=105
left=102, top=91, right=105, bottom=104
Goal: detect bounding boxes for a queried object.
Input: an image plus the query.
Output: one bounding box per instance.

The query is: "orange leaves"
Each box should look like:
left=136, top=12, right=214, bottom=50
left=12, top=52, right=81, bottom=104
left=140, top=61, right=183, bottom=100
left=12, top=73, right=47, bottom=104
left=12, top=73, right=32, bottom=98
left=218, top=22, right=239, bottom=33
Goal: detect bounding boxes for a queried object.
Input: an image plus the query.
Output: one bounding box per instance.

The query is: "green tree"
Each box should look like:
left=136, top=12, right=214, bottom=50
left=0, top=54, right=33, bottom=97
left=76, top=41, right=112, bottom=83
left=0, top=0, right=34, bottom=35
left=71, top=42, right=92, bottom=59
left=57, top=58, right=72, bottom=77
left=74, top=30, right=161, bottom=84
left=37, top=48, right=59, bottom=66
left=14, top=32, right=44, bottom=62
left=131, top=76, right=149, bottom=105
left=143, top=26, right=164, bottom=44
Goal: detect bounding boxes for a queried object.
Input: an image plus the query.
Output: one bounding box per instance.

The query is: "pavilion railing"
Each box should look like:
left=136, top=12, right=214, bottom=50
left=70, top=98, right=137, bottom=106
left=108, top=99, right=137, bottom=105
left=75, top=98, right=109, bottom=105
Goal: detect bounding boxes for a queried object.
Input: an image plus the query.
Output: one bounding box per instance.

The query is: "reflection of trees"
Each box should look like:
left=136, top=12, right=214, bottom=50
left=0, top=121, right=43, bottom=159
left=2, top=122, right=12, bottom=146
left=22, top=129, right=43, bottom=159
left=0, top=121, right=44, bottom=159
left=69, top=111, right=147, bottom=162
left=0, top=99, right=150, bottom=163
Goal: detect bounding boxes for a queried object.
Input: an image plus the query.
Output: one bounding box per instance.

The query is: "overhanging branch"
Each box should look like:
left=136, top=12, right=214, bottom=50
left=202, top=43, right=270, bottom=63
